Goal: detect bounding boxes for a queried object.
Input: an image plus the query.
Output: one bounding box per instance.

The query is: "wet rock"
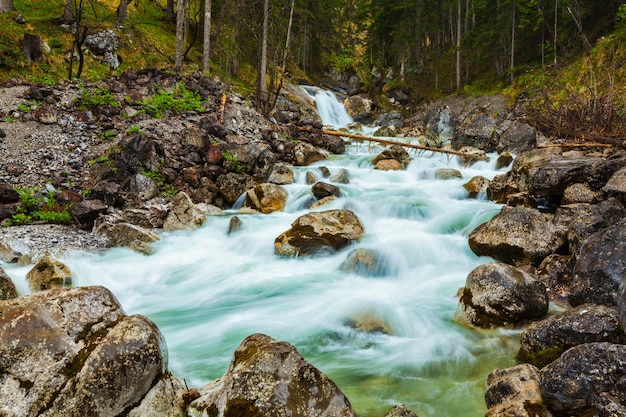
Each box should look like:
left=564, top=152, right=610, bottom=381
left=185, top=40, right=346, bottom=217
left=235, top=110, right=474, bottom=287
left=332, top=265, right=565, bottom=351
left=375, top=159, right=404, bottom=171
left=274, top=209, right=364, bottom=257
left=457, top=146, right=490, bottom=165
left=267, top=163, right=294, bottom=185
left=127, top=374, right=187, bottom=417
left=561, top=182, right=599, bottom=204
left=294, top=142, right=329, bottom=166
left=375, top=111, right=405, bottom=129
left=535, top=254, right=574, bottom=305
left=216, top=172, right=257, bottom=206
left=26, top=256, right=72, bottom=292
left=305, top=170, right=319, bottom=184
left=434, top=168, right=462, bottom=180
left=373, top=126, right=396, bottom=137
left=163, top=191, right=206, bottom=230
left=312, top=181, right=341, bottom=199
left=116, top=204, right=169, bottom=229
left=464, top=176, right=490, bottom=198
left=69, top=199, right=108, bottom=230
left=242, top=183, right=287, bottom=214
left=495, top=152, right=514, bottom=170
left=569, top=219, right=626, bottom=307
left=517, top=305, right=626, bottom=368
left=330, top=168, right=350, bottom=184
left=455, top=262, right=548, bottom=328
left=0, top=267, right=18, bottom=299
left=0, top=241, right=22, bottom=263
left=380, top=404, right=420, bottom=417
left=310, top=196, right=336, bottom=209
left=0, top=286, right=182, bottom=417
left=452, top=112, right=500, bottom=152
left=603, top=165, right=626, bottom=204
left=340, top=248, right=396, bottom=277
left=468, top=206, right=566, bottom=266
left=228, top=216, right=243, bottom=234
left=540, top=343, right=626, bottom=417
left=372, top=145, right=412, bottom=167
left=485, top=363, right=547, bottom=417
left=94, top=220, right=160, bottom=249
left=345, top=315, right=392, bottom=334
left=188, top=333, right=357, bottom=417
left=497, top=120, right=537, bottom=154
left=344, top=95, right=373, bottom=124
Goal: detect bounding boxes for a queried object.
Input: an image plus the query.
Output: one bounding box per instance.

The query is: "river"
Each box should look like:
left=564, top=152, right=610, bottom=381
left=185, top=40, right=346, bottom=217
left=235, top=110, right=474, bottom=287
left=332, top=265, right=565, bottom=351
left=4, top=88, right=519, bottom=417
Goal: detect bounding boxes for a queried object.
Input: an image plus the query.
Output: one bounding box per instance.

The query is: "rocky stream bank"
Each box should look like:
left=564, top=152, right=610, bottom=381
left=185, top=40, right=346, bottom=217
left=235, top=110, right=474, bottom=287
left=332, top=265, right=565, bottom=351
left=1, top=72, right=626, bottom=416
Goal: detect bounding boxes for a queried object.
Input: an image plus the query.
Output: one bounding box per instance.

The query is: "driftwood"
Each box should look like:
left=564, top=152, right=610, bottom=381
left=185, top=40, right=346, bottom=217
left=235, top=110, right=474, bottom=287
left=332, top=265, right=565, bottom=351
left=297, top=126, right=480, bottom=159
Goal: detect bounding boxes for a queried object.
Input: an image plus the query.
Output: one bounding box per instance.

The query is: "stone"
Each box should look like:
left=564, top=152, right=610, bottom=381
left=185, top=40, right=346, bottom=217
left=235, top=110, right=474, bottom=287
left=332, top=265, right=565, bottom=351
left=0, top=267, right=18, bottom=300
left=345, top=315, right=392, bottom=334
left=496, top=152, right=514, bottom=170
left=569, top=219, right=626, bottom=307
left=69, top=199, right=108, bottom=230
left=94, top=220, right=160, bottom=248
left=455, top=262, right=548, bottom=328
left=340, top=248, right=398, bottom=277
left=603, top=165, right=626, bottom=204
left=375, top=111, right=405, bottom=129
left=312, top=181, right=341, bottom=199
left=330, top=168, right=350, bottom=184
left=228, top=216, right=243, bottom=234
left=372, top=145, right=412, bottom=167
left=0, top=241, right=22, bottom=263
left=375, top=159, right=404, bottom=171
left=468, top=206, right=567, bottom=266
left=485, top=363, right=547, bottom=417
left=216, top=172, right=257, bottom=205
left=84, top=29, right=120, bottom=55
left=517, top=305, right=626, bottom=368
left=497, top=121, right=537, bottom=154
left=163, top=192, right=206, bottom=231
left=267, top=163, right=295, bottom=185
left=274, top=209, right=364, bottom=257
left=242, top=183, right=287, bottom=214
left=434, top=168, right=462, bottom=180
left=458, top=146, right=490, bottom=165
left=26, top=256, right=72, bottom=292
left=305, top=171, right=319, bottom=184
left=343, top=95, right=373, bottom=123
left=535, top=254, right=574, bottom=305
left=380, top=404, right=420, bottom=417
left=561, top=183, right=599, bottom=204
left=619, top=277, right=626, bottom=338
left=0, top=286, right=183, bottom=417
left=540, top=343, right=626, bottom=417
left=188, top=333, right=357, bottom=417
left=464, top=176, right=490, bottom=198
left=294, top=142, right=329, bottom=166
left=129, top=173, right=159, bottom=200
left=0, top=183, right=19, bottom=203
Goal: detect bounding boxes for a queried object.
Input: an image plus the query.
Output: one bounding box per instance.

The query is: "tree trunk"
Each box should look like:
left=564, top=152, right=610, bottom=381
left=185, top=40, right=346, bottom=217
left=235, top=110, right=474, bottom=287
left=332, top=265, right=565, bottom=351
left=510, top=1, right=515, bottom=83
left=59, top=0, right=74, bottom=24
left=456, top=0, right=461, bottom=89
left=0, top=0, right=14, bottom=13
left=166, top=0, right=175, bottom=22
left=117, top=0, right=128, bottom=24
left=175, top=0, right=185, bottom=70
left=567, top=3, right=592, bottom=55
left=257, top=0, right=269, bottom=109
left=202, top=0, right=212, bottom=72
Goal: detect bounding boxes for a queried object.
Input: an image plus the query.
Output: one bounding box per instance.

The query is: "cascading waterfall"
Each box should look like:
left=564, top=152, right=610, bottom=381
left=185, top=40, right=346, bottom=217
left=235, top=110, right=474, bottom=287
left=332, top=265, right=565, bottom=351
left=1, top=91, right=519, bottom=417
left=302, top=86, right=354, bottom=127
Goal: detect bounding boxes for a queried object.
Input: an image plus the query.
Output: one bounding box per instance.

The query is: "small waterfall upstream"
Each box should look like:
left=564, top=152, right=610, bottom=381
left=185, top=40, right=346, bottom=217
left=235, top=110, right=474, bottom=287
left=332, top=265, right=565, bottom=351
left=2, top=90, right=519, bottom=417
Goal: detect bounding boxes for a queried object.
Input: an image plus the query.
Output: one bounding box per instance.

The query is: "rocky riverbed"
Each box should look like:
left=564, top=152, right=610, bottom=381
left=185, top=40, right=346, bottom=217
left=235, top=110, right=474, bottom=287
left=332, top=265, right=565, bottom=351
left=1, top=71, right=626, bottom=416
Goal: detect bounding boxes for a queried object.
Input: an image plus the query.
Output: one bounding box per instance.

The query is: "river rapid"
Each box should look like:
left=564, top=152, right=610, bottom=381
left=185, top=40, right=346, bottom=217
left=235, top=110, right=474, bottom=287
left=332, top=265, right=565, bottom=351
left=4, top=88, right=520, bottom=417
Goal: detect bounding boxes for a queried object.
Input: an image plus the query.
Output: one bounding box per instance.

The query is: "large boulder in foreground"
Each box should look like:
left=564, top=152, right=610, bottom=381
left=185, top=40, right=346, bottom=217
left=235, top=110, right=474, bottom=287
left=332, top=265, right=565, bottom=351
left=569, top=219, right=626, bottom=307
left=540, top=343, right=626, bottom=417
left=274, top=209, right=364, bottom=257
left=468, top=206, right=566, bottom=266
left=517, top=305, right=626, bottom=368
left=0, top=286, right=185, bottom=417
left=485, top=363, right=547, bottom=417
left=455, top=262, right=548, bottom=328
left=188, top=333, right=357, bottom=417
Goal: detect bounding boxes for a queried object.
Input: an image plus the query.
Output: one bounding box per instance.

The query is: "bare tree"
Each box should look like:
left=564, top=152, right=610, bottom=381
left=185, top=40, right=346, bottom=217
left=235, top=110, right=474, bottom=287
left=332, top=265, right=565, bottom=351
left=117, top=0, right=129, bottom=24
left=175, top=0, right=185, bottom=70
left=0, top=0, right=15, bottom=13
left=202, top=0, right=212, bottom=72
left=59, top=0, right=74, bottom=24
left=257, top=0, right=269, bottom=109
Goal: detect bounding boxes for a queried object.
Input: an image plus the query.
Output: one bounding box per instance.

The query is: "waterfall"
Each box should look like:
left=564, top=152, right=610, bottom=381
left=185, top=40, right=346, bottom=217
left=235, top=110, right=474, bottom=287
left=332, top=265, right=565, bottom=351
left=1, top=90, right=517, bottom=417
left=302, top=86, right=354, bottom=127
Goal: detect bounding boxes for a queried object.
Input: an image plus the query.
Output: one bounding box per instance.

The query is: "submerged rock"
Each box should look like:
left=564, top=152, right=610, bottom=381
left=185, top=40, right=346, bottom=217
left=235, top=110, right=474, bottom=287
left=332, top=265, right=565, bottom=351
left=188, top=333, right=357, bottom=417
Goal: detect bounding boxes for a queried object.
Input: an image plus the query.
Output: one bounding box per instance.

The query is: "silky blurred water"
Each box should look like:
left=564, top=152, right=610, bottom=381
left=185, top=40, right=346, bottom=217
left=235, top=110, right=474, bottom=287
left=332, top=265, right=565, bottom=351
left=1, top=91, right=521, bottom=417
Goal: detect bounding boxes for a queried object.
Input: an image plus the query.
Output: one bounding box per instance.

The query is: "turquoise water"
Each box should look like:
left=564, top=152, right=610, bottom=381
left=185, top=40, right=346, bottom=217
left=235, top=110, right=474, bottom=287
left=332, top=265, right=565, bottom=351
left=2, top=91, right=521, bottom=416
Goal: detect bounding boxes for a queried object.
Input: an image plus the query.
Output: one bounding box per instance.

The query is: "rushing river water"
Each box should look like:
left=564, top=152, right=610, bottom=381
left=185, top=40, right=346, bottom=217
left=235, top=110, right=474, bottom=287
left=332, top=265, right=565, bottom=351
left=4, top=88, right=520, bottom=417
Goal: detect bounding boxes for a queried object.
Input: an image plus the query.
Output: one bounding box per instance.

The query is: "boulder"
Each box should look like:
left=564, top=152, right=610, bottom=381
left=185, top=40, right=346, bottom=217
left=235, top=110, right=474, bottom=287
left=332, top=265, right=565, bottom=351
left=116, top=204, right=169, bottom=229
left=517, top=305, right=626, bottom=368
left=274, top=209, right=364, bottom=257
left=0, top=183, right=19, bottom=203
left=69, top=199, right=108, bottom=230
left=540, top=343, right=626, bottom=417
left=228, top=216, right=243, bottom=234
left=375, top=111, right=405, bottom=129
left=227, top=143, right=277, bottom=180
left=216, top=172, right=257, bottom=206
left=457, top=146, right=490, bottom=165
left=485, top=363, right=547, bottom=417
left=619, top=277, right=626, bottom=337
left=603, top=165, right=626, bottom=204
left=294, top=142, right=330, bottom=166
left=0, top=286, right=184, bottom=417
left=267, top=163, right=295, bottom=185
left=312, top=182, right=341, bottom=199
left=242, top=183, right=287, bottom=214
left=495, top=152, right=514, bottom=170
left=455, top=262, right=548, bottom=328
left=452, top=112, right=500, bottom=152
left=0, top=268, right=18, bottom=299
left=26, top=256, right=72, bottom=292
left=129, top=173, right=159, bottom=201
left=464, top=176, right=490, bottom=198
left=561, top=182, right=599, bottom=204
left=188, top=333, right=357, bottom=417
left=375, top=159, right=404, bottom=171
left=343, top=95, right=373, bottom=123
left=0, top=241, right=22, bottom=263
left=569, top=219, right=626, bottom=307
left=94, top=220, right=160, bottom=249
left=163, top=192, right=206, bottom=230
left=330, top=168, right=350, bottom=184
left=434, top=168, right=462, bottom=180
left=468, top=206, right=566, bottom=266
left=84, top=29, right=119, bottom=55
left=380, top=404, right=420, bottom=417
left=340, top=248, right=396, bottom=277
left=372, top=145, right=412, bottom=167
left=496, top=120, right=537, bottom=154
left=535, top=254, right=574, bottom=305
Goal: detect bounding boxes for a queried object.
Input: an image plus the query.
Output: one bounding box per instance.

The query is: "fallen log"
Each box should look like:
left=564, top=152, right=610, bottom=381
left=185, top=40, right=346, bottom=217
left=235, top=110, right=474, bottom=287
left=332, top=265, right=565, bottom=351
left=296, top=126, right=480, bottom=159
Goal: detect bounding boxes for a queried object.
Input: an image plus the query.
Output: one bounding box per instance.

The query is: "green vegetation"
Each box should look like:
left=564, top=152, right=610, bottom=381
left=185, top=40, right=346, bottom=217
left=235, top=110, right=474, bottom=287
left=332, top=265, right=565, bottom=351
left=78, top=87, right=120, bottom=109
left=125, top=125, right=141, bottom=134
left=222, top=149, right=244, bottom=173
left=137, top=83, right=204, bottom=118
left=7, top=186, right=71, bottom=226
left=141, top=169, right=178, bottom=198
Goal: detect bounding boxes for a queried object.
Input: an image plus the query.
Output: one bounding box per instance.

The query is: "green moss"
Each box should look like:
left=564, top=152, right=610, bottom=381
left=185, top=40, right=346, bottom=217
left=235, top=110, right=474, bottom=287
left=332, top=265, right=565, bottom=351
left=516, top=345, right=564, bottom=368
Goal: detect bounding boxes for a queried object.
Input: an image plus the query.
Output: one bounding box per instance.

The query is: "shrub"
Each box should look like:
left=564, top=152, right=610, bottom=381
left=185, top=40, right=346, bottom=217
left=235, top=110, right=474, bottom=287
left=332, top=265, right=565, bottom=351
left=138, top=83, right=203, bottom=118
